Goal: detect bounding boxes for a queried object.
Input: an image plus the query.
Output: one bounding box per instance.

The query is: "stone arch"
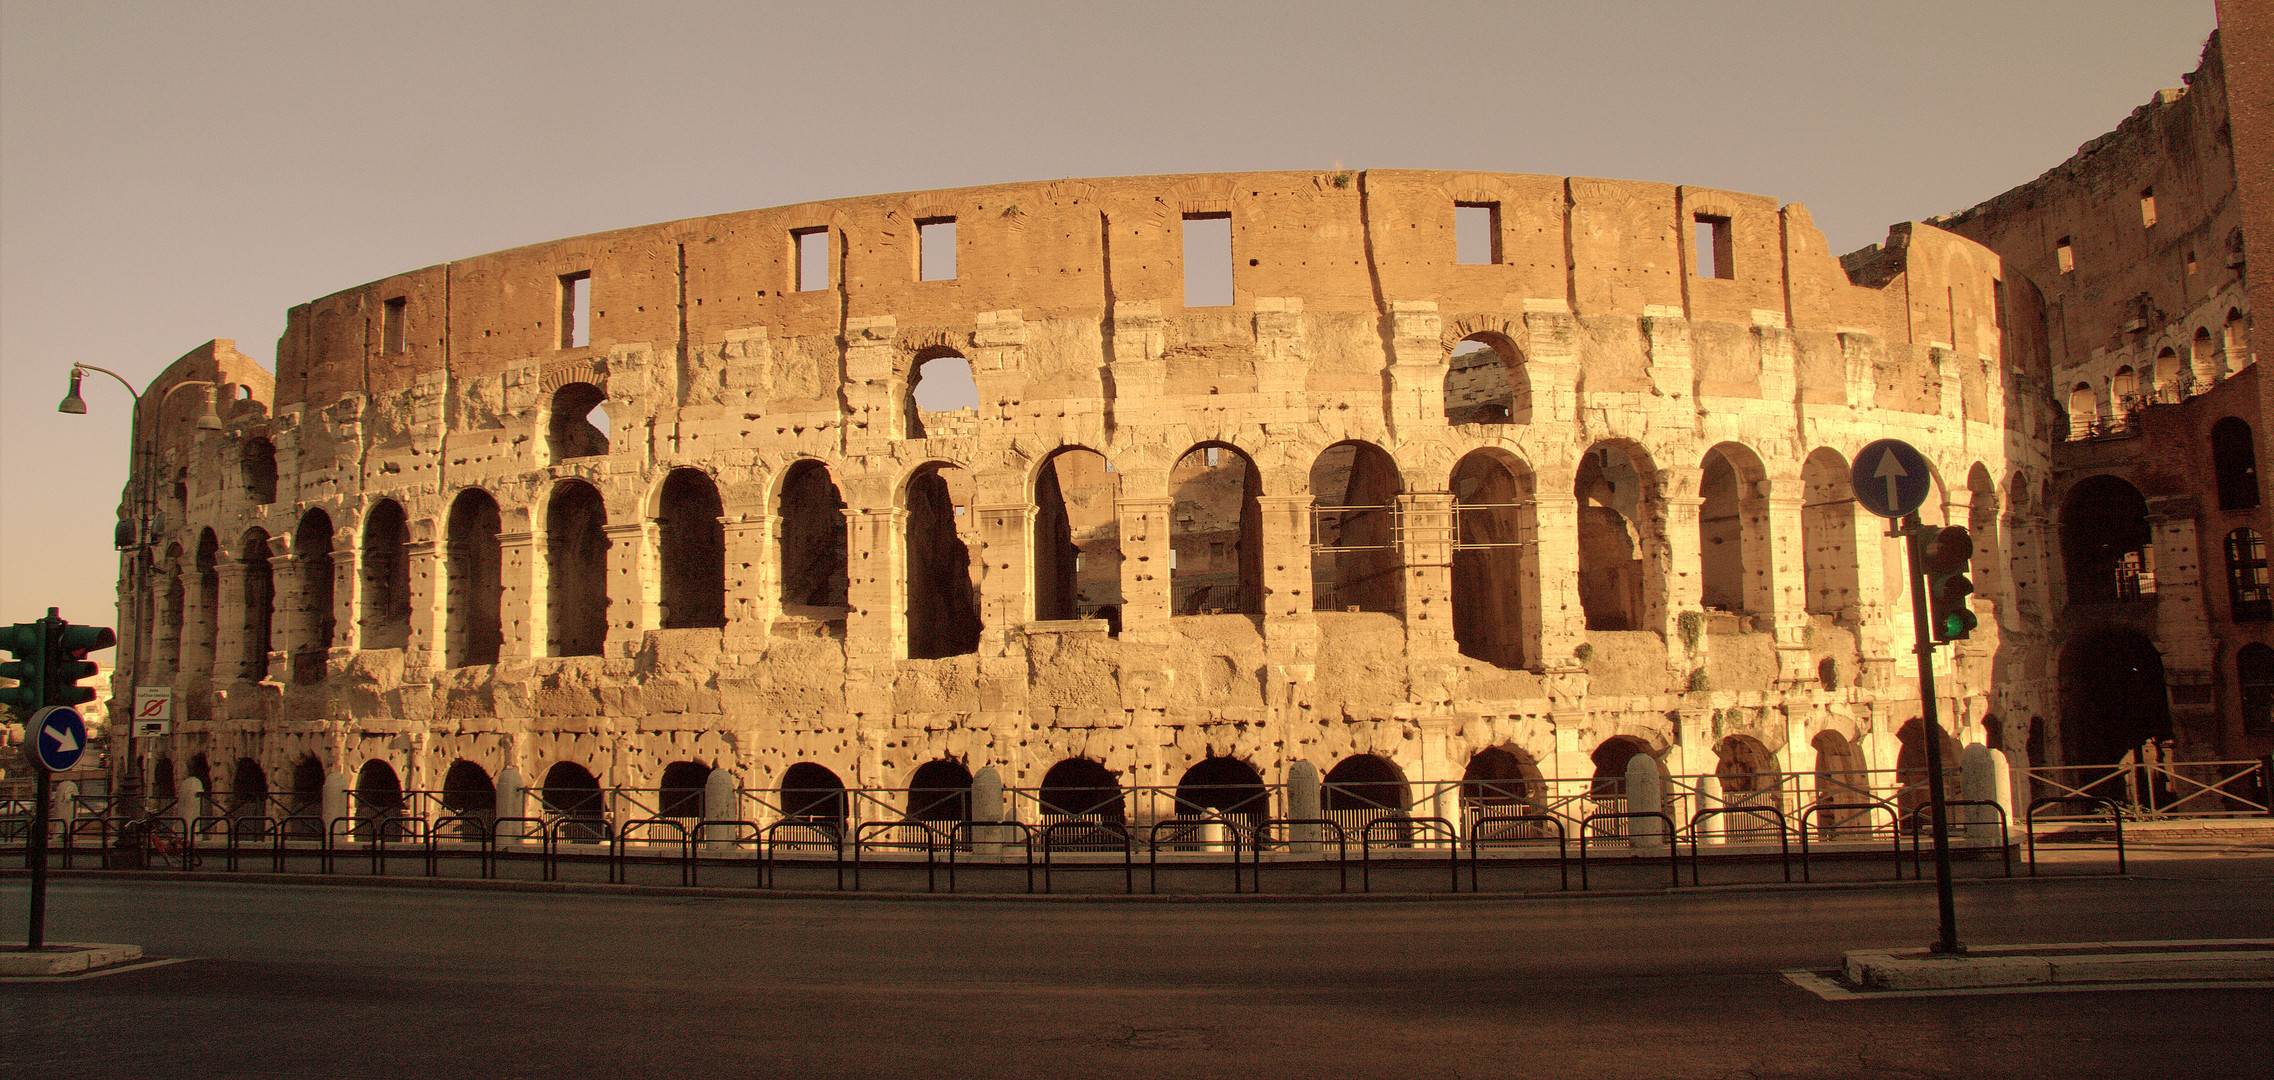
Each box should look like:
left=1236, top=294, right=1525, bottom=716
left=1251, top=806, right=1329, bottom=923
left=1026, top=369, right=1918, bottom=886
left=1039, top=758, right=1125, bottom=823
left=906, top=759, right=973, bottom=823
left=2056, top=626, right=2173, bottom=772
left=231, top=756, right=269, bottom=821
left=1810, top=729, right=1868, bottom=807
left=1033, top=447, right=1121, bottom=622
left=1800, top=448, right=1860, bottom=622
left=539, top=761, right=606, bottom=838
left=1590, top=735, right=1652, bottom=800
left=780, top=761, right=847, bottom=827
left=2226, top=308, right=2252, bottom=369
left=1322, top=753, right=1408, bottom=815
left=903, top=461, right=981, bottom=659
left=354, top=759, right=405, bottom=839
left=2193, top=326, right=2219, bottom=383
left=287, top=753, right=325, bottom=836
left=292, top=509, right=336, bottom=684
left=546, top=479, right=609, bottom=657
left=906, top=346, right=978, bottom=439
left=2213, top=417, right=2259, bottom=511
left=2110, top=364, right=2139, bottom=404
left=1966, top=463, right=2001, bottom=616
left=657, top=760, right=713, bottom=819
left=656, top=468, right=725, bottom=630
left=1698, top=442, right=1770, bottom=618
left=1460, top=745, right=1545, bottom=820
left=549, top=382, right=610, bottom=460
left=2066, top=382, right=2097, bottom=437
left=1575, top=440, right=1658, bottom=632
left=1894, top=717, right=1965, bottom=818
left=777, top=459, right=849, bottom=611
left=2154, top=347, right=2184, bottom=398
left=1309, top=441, right=1404, bottom=614
left=237, top=528, right=274, bottom=682
left=1173, top=756, right=1268, bottom=823
left=2059, top=475, right=2153, bottom=603
left=1170, top=442, right=1263, bottom=616
left=446, top=488, right=504, bottom=667
left=360, top=499, right=411, bottom=650
left=1442, top=327, right=1528, bottom=425
left=440, top=759, right=495, bottom=823
left=1451, top=447, right=1536, bottom=668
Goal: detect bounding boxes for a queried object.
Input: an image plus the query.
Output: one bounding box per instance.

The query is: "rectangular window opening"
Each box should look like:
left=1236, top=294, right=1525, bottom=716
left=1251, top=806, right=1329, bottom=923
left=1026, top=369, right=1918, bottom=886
left=560, top=271, right=591, bottom=349
left=919, top=218, right=956, bottom=281
left=1183, top=212, right=1233, bottom=307
left=794, top=229, right=829, bottom=292
left=1455, top=202, right=1500, bottom=265
left=2187, top=249, right=2199, bottom=275
left=1694, top=214, right=1734, bottom=279
left=2056, top=237, right=2076, bottom=275
left=382, top=296, right=407, bottom=355
left=2141, top=188, right=2158, bottom=229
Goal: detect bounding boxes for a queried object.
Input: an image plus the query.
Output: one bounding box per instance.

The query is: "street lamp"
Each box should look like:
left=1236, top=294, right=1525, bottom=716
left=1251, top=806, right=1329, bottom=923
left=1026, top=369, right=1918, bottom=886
left=57, top=363, right=223, bottom=813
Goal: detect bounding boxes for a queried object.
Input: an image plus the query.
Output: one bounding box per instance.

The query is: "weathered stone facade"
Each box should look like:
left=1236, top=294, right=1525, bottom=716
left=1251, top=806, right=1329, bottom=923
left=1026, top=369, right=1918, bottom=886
left=114, top=169, right=2035, bottom=822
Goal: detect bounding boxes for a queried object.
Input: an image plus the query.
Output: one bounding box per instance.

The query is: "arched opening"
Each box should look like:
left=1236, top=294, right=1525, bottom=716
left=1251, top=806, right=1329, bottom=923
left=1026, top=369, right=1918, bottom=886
left=1800, top=449, right=1860, bottom=621
left=2226, top=528, right=2271, bottom=621
left=2213, top=417, right=2259, bottom=511
left=231, top=757, right=268, bottom=822
left=1173, top=756, right=1269, bottom=823
left=1039, top=758, right=1125, bottom=824
left=194, top=530, right=220, bottom=678
left=906, top=759, right=974, bottom=824
left=2056, top=629, right=2172, bottom=769
left=2060, top=475, right=2154, bottom=603
left=779, top=762, right=847, bottom=829
left=540, top=761, right=606, bottom=840
left=238, top=529, right=274, bottom=682
left=1443, top=334, right=1526, bottom=424
left=152, top=757, right=176, bottom=801
left=2110, top=365, right=2139, bottom=406
left=1895, top=718, right=1965, bottom=821
left=657, top=761, right=713, bottom=819
left=354, top=759, right=405, bottom=840
left=907, top=350, right=979, bottom=439
left=1322, top=753, right=1409, bottom=825
left=288, top=755, right=325, bottom=837
left=904, top=463, right=981, bottom=658
left=360, top=499, right=411, bottom=650
left=1698, top=444, right=1769, bottom=619
left=1810, top=731, right=1870, bottom=835
left=546, top=480, right=609, bottom=657
left=159, top=552, right=185, bottom=676
left=549, top=382, right=610, bottom=460
left=1589, top=736, right=1650, bottom=806
left=1967, top=465, right=2000, bottom=616
left=1170, top=443, right=1263, bottom=616
left=292, top=510, right=335, bottom=685
left=1712, top=735, right=1781, bottom=835
left=2066, top=382, right=2098, bottom=438
left=1309, top=441, right=1404, bottom=614
left=657, top=469, right=725, bottom=629
left=778, top=460, right=849, bottom=612
left=1460, top=747, right=1545, bottom=829
left=2227, top=309, right=2252, bottom=370
left=1451, top=449, right=1535, bottom=668
left=440, top=760, right=495, bottom=835
left=446, top=488, right=503, bottom=667
left=242, top=437, right=278, bottom=505
left=1033, top=448, right=1121, bottom=622
left=2239, top=644, right=2274, bottom=740
left=2193, top=326, right=2219, bottom=384
left=1575, top=443, right=1652, bottom=631
left=2154, top=347, right=2183, bottom=399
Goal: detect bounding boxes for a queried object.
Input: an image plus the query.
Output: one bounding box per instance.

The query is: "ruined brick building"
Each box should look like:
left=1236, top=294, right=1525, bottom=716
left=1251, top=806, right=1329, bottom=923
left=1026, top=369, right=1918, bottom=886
left=98, top=16, right=2270, bottom=828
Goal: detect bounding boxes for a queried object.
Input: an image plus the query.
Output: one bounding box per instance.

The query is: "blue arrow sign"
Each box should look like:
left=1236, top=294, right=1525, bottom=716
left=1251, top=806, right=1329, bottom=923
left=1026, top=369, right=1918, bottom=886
left=31, top=705, right=86, bottom=772
left=1850, top=439, right=1934, bottom=519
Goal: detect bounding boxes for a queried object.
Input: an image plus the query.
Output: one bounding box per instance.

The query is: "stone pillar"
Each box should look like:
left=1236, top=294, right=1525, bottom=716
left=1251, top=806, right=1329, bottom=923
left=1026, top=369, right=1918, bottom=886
left=498, top=529, right=538, bottom=661
left=213, top=560, right=249, bottom=685
left=403, top=537, right=441, bottom=672
left=176, top=777, right=203, bottom=835
left=495, top=766, right=527, bottom=838
left=1626, top=753, right=1666, bottom=850
left=1115, top=497, right=1175, bottom=638
left=702, top=767, right=738, bottom=844
left=1287, top=760, right=1321, bottom=852
left=722, top=514, right=773, bottom=642
left=1531, top=491, right=1586, bottom=664
left=1384, top=301, right=1442, bottom=430
left=1959, top=743, right=2001, bottom=843
left=2148, top=507, right=2218, bottom=756
left=53, top=781, right=77, bottom=842
left=1256, top=494, right=1320, bottom=706
left=1663, top=492, right=1706, bottom=663
left=1762, top=491, right=1814, bottom=681
left=1698, top=772, right=1726, bottom=844
left=972, top=765, right=1005, bottom=854
left=842, top=316, right=901, bottom=455
left=322, top=772, right=349, bottom=832
left=975, top=502, right=1036, bottom=638
left=1754, top=320, right=1796, bottom=404
left=1107, top=301, right=1167, bottom=427
left=1522, top=302, right=1580, bottom=425
left=603, top=521, right=651, bottom=655
left=1399, top=491, right=1458, bottom=659
left=843, top=507, right=907, bottom=662
left=181, top=564, right=216, bottom=683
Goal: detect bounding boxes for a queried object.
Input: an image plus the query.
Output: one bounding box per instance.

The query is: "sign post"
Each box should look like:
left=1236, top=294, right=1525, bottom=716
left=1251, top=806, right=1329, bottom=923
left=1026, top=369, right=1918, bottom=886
left=24, top=704, right=87, bottom=951
left=1850, top=439, right=1965, bottom=956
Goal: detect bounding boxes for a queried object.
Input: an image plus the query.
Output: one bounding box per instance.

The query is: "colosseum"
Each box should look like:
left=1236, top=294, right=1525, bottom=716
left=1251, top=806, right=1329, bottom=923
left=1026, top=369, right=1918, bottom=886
left=109, top=168, right=2047, bottom=839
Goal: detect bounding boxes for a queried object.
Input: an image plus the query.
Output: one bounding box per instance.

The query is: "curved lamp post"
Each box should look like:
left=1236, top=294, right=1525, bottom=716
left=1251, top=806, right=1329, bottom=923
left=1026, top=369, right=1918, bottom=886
left=57, top=363, right=222, bottom=813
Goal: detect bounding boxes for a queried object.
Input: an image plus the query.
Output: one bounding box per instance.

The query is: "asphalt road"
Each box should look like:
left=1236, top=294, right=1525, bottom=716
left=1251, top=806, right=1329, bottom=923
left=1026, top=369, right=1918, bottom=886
left=3, top=868, right=2271, bottom=1079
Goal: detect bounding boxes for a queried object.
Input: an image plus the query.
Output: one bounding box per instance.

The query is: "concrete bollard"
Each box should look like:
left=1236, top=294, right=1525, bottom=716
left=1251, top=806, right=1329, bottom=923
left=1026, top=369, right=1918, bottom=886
left=176, top=777, right=203, bottom=837
left=702, top=768, right=737, bottom=848
left=1288, top=760, right=1321, bottom=853
left=972, top=766, right=1005, bottom=855
left=495, top=767, right=525, bottom=841
left=322, top=773, right=349, bottom=837
left=1699, top=773, right=1725, bottom=845
left=53, top=780, right=77, bottom=844
left=1626, top=754, right=1666, bottom=851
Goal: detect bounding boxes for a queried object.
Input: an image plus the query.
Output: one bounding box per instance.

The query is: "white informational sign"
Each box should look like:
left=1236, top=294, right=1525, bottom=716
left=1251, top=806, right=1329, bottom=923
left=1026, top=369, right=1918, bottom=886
left=133, top=687, right=174, bottom=723
left=135, top=719, right=172, bottom=737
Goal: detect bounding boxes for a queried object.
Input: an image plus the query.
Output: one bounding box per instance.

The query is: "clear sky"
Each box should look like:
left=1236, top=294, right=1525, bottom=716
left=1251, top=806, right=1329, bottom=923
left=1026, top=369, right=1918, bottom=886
left=0, top=0, right=2222, bottom=633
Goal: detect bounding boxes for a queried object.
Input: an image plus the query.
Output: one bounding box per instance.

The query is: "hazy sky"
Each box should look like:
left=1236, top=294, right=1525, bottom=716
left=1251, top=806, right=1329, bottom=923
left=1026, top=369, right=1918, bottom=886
left=0, top=0, right=2221, bottom=633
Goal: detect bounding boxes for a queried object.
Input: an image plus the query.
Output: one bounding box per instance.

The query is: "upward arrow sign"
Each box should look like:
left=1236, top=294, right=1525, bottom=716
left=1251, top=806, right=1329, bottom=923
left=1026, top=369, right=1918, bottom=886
left=1875, top=448, right=1910, bottom=516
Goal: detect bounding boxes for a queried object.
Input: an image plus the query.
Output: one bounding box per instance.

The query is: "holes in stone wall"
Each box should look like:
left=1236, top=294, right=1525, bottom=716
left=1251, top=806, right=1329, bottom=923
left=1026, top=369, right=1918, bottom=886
left=1170, top=442, right=1261, bottom=616
left=446, top=488, right=503, bottom=667
left=1182, top=213, right=1232, bottom=307
left=549, top=382, right=610, bottom=460
left=905, top=463, right=981, bottom=659
left=546, top=479, right=609, bottom=657
left=360, top=499, right=411, bottom=650
left=1311, top=441, right=1403, bottom=615
left=2056, top=237, right=2076, bottom=274
left=2140, top=187, right=2158, bottom=229
left=1452, top=448, right=1534, bottom=668
left=1034, top=447, right=1121, bottom=622
left=658, top=468, right=725, bottom=629
left=779, top=460, right=849, bottom=611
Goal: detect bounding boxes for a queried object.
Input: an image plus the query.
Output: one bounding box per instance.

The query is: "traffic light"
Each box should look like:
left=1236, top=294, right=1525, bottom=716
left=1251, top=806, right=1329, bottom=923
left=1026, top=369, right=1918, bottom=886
left=45, top=621, right=115, bottom=707
left=0, top=621, right=44, bottom=712
left=1923, top=526, right=1979, bottom=641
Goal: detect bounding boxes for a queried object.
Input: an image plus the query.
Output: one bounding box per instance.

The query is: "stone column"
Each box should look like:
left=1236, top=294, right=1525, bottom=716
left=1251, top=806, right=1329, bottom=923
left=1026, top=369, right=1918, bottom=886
left=1115, top=497, right=1175, bottom=639
left=1626, top=753, right=1667, bottom=851
left=842, top=316, right=901, bottom=455
left=1399, top=492, right=1457, bottom=658
left=843, top=506, right=906, bottom=662
left=1287, top=760, right=1321, bottom=852
left=1107, top=301, right=1167, bottom=429
left=603, top=521, right=651, bottom=655
left=1384, top=301, right=1442, bottom=431
left=213, top=560, right=249, bottom=685
left=499, top=529, right=538, bottom=660
left=1256, top=491, right=1318, bottom=655
left=1532, top=491, right=1586, bottom=664
left=1762, top=491, right=1815, bottom=681
left=402, top=537, right=441, bottom=672
left=1754, top=320, right=1796, bottom=404
left=2148, top=505, right=2219, bottom=754
left=1663, top=492, right=1706, bottom=665
left=722, top=514, right=773, bottom=643
left=1522, top=302, right=1580, bottom=424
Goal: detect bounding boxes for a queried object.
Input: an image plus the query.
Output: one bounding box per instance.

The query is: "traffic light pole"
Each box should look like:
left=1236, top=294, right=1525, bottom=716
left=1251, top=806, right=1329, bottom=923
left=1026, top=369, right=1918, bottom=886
left=1899, top=514, right=1964, bottom=955
left=26, top=767, right=52, bottom=950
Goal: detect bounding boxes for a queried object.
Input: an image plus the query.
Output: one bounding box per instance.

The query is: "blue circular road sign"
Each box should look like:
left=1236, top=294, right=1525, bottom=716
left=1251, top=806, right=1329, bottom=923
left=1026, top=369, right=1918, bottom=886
left=1850, top=439, right=1934, bottom=519
left=30, top=705, right=87, bottom=772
